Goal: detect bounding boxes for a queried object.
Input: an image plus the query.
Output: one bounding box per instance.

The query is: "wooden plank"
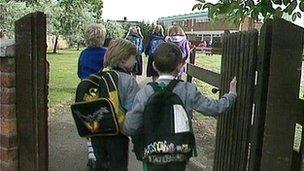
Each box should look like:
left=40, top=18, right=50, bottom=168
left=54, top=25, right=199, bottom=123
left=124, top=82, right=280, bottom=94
left=296, top=99, right=304, bottom=124
left=230, top=32, right=246, bottom=171
left=219, top=34, right=230, bottom=170
left=225, top=33, right=239, bottom=170
left=214, top=33, right=228, bottom=170
left=223, top=32, right=236, bottom=170
left=186, top=63, right=220, bottom=87
left=214, top=32, right=229, bottom=171
left=248, top=20, right=273, bottom=171
left=15, top=13, right=36, bottom=171
left=33, top=12, right=48, bottom=171
left=260, top=18, right=303, bottom=171
left=186, top=49, right=196, bottom=83
left=239, top=30, right=258, bottom=170
left=15, top=12, right=47, bottom=171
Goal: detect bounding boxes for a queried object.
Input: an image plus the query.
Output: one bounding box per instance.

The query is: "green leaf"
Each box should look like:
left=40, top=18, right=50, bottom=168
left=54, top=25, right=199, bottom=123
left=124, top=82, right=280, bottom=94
left=283, top=0, right=291, bottom=6
left=274, top=7, right=284, bottom=17
left=202, top=3, right=214, bottom=10
left=246, top=0, right=254, bottom=7
left=272, top=0, right=282, bottom=5
left=299, top=2, right=304, bottom=12
left=195, top=0, right=205, bottom=3
left=284, top=0, right=297, bottom=15
left=292, top=12, right=297, bottom=21
left=296, top=11, right=301, bottom=18
left=192, top=3, right=203, bottom=11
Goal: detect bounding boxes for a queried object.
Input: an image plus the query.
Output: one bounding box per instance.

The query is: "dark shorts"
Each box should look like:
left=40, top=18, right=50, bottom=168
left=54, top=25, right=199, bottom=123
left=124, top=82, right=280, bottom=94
left=132, top=55, right=143, bottom=75
left=146, top=56, right=158, bottom=77
left=91, top=134, right=129, bottom=171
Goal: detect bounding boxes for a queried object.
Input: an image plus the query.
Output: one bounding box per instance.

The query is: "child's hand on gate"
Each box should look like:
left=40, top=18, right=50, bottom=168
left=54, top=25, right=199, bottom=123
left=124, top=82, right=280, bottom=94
left=229, top=77, right=237, bottom=94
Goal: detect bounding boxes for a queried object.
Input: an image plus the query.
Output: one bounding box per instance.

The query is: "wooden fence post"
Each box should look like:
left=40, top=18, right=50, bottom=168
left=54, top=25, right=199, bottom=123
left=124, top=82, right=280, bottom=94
left=15, top=12, right=48, bottom=171
left=187, top=49, right=196, bottom=83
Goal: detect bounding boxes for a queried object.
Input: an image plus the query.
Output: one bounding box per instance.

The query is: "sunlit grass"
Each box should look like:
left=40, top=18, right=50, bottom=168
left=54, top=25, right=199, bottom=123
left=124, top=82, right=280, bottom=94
left=47, top=49, right=81, bottom=110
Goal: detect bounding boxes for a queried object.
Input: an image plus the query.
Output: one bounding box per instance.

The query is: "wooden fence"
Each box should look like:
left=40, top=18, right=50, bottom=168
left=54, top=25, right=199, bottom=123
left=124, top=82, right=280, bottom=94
left=186, top=18, right=304, bottom=171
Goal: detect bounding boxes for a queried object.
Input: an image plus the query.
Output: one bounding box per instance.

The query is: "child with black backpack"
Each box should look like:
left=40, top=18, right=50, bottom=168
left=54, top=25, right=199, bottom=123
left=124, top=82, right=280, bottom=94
left=73, top=38, right=140, bottom=171
left=123, top=42, right=237, bottom=171
left=145, top=25, right=165, bottom=82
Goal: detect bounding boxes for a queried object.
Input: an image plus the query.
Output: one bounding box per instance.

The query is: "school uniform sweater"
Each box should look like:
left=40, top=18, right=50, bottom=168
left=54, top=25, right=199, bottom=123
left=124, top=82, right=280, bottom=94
left=123, top=75, right=237, bottom=136
left=77, top=47, right=107, bottom=79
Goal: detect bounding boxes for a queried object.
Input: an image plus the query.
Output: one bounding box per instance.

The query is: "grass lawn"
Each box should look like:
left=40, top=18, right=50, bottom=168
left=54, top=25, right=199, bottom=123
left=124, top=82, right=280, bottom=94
left=47, top=49, right=303, bottom=115
left=47, top=49, right=81, bottom=111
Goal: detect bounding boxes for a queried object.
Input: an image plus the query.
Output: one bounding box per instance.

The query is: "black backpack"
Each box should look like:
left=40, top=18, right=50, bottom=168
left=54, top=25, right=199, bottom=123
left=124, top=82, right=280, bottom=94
left=71, top=69, right=126, bottom=137
left=142, top=80, right=195, bottom=164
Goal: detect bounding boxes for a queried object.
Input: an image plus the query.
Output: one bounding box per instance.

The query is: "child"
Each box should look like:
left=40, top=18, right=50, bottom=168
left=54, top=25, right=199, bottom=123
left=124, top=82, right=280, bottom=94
left=77, top=23, right=107, bottom=80
left=123, top=42, right=237, bottom=171
left=76, top=23, right=107, bottom=170
left=145, top=25, right=165, bottom=82
left=87, top=38, right=140, bottom=171
left=125, top=26, right=145, bottom=78
left=165, top=25, right=190, bottom=79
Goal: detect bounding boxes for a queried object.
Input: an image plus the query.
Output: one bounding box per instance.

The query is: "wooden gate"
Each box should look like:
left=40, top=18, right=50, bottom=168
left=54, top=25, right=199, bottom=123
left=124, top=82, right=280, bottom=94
left=187, top=18, right=304, bottom=171
left=15, top=12, right=48, bottom=170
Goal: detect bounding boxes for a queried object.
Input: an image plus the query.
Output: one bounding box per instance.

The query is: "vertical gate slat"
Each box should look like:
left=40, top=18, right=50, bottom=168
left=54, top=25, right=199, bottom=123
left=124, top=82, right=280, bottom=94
left=217, top=32, right=231, bottom=171
left=214, top=32, right=228, bottom=170
left=232, top=32, right=246, bottom=170
left=248, top=20, right=273, bottom=171
left=223, top=33, right=234, bottom=170
left=227, top=33, right=239, bottom=170
left=239, top=31, right=258, bottom=170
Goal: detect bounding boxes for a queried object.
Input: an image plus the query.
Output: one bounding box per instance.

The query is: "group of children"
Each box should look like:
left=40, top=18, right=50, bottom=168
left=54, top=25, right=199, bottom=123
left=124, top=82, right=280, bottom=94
left=76, top=23, right=237, bottom=171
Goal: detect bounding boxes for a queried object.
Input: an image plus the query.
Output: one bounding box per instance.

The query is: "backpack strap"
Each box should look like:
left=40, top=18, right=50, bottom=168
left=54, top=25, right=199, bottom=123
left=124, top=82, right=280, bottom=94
left=148, top=79, right=182, bottom=93
left=166, top=79, right=181, bottom=92
left=147, top=82, right=158, bottom=92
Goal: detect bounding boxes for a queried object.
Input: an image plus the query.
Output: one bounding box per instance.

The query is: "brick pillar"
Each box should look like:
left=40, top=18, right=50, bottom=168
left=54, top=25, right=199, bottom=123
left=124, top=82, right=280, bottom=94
left=0, top=41, right=17, bottom=171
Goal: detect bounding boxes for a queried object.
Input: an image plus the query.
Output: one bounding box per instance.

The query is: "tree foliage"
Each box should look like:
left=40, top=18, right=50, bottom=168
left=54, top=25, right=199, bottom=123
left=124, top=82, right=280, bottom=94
left=103, top=21, right=125, bottom=39
left=0, top=0, right=32, bottom=38
left=193, top=0, right=304, bottom=25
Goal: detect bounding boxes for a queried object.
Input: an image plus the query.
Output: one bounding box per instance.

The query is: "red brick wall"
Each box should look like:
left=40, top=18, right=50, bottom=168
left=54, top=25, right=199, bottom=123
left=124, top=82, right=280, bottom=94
left=0, top=57, right=17, bottom=171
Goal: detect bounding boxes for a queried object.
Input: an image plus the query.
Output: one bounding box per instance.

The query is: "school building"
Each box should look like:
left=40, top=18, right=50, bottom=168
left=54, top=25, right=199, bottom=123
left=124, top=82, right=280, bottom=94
left=157, top=11, right=261, bottom=45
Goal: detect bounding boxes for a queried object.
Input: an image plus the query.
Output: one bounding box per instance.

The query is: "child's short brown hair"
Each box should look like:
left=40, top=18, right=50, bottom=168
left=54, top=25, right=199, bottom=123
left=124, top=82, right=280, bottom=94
left=85, top=23, right=106, bottom=47
left=154, top=42, right=183, bottom=73
left=104, top=38, right=137, bottom=68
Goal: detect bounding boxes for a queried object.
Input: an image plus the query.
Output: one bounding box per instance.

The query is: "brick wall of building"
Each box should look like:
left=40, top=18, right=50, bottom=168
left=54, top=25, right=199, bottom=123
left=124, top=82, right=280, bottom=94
left=0, top=44, right=17, bottom=171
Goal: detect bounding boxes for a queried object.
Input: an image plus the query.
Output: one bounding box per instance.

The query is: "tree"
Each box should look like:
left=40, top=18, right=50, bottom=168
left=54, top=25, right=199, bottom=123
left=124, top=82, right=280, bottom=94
left=58, top=0, right=96, bottom=50
left=103, top=21, right=125, bottom=39
left=84, top=0, right=103, bottom=22
left=137, top=21, right=155, bottom=45
left=0, top=0, right=32, bottom=38
left=193, top=0, right=304, bottom=26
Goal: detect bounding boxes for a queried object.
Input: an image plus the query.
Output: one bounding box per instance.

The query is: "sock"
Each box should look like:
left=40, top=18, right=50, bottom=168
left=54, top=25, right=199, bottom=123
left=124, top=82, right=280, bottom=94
left=87, top=141, right=96, bottom=161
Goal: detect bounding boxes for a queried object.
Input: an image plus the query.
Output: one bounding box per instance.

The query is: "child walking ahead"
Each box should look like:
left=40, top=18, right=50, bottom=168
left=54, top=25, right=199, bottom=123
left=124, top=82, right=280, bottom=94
left=145, top=25, right=165, bottom=82
left=123, top=42, right=237, bottom=171
left=165, top=25, right=190, bottom=79
left=76, top=23, right=107, bottom=170
left=90, top=38, right=140, bottom=171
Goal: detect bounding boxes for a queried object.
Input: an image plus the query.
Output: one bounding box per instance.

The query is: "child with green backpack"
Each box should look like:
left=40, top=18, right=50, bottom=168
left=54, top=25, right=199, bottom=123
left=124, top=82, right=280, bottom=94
left=123, top=42, right=237, bottom=171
